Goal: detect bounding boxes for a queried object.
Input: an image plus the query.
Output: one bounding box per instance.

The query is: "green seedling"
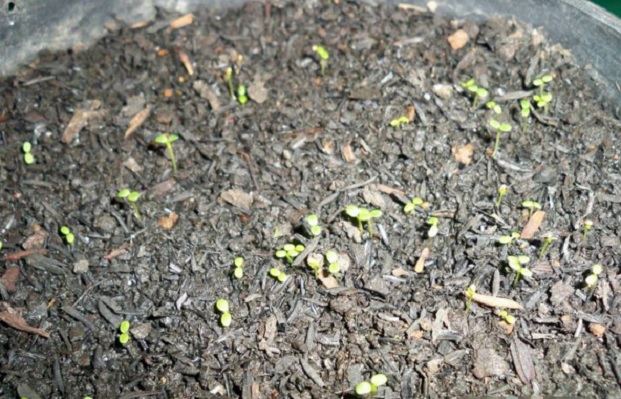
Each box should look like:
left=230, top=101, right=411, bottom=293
left=583, top=219, right=593, bottom=239
left=427, top=216, right=439, bottom=238
left=539, top=233, right=555, bottom=259
left=345, top=205, right=382, bottom=237
left=305, top=250, right=345, bottom=278
left=220, top=312, right=232, bottom=327
left=465, top=284, right=476, bottom=312
left=325, top=250, right=340, bottom=276
left=118, top=320, right=131, bottom=345
left=533, top=74, right=553, bottom=114
left=233, top=257, right=244, bottom=279
left=461, top=78, right=488, bottom=108
left=215, top=298, right=229, bottom=313
left=496, top=184, right=508, bottom=208
left=225, top=67, right=235, bottom=99
left=498, top=309, right=516, bottom=325
left=489, top=119, right=512, bottom=158
left=237, top=84, right=248, bottom=104
left=404, top=196, right=424, bottom=214
left=269, top=267, right=288, bottom=283
left=22, top=142, right=35, bottom=165
left=0, top=241, right=2, bottom=251
left=498, top=231, right=520, bottom=247
left=306, top=253, right=324, bottom=278
left=154, top=133, right=180, bottom=173
left=486, top=100, right=501, bottom=114
left=312, top=44, right=330, bottom=76
left=355, top=374, right=388, bottom=397
left=520, top=99, right=531, bottom=131
left=275, top=243, right=305, bottom=264
left=533, top=92, right=553, bottom=114
left=215, top=299, right=232, bottom=327
left=521, top=200, right=541, bottom=217
left=305, top=214, right=322, bottom=237
left=117, top=188, right=142, bottom=220
left=533, top=74, right=553, bottom=96
left=507, top=255, right=532, bottom=287
left=327, top=262, right=340, bottom=275
left=60, top=226, right=75, bottom=246
left=389, top=116, right=410, bottom=128
left=585, top=264, right=603, bottom=293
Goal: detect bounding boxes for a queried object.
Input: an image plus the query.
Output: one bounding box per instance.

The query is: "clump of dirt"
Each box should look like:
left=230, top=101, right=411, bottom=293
left=1, top=2, right=621, bottom=398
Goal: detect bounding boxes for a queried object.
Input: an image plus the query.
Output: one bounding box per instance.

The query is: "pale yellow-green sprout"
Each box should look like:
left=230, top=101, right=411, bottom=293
left=539, top=234, right=555, bottom=259
left=22, top=142, right=35, bottom=165
left=465, top=284, right=476, bottom=312
left=269, top=267, right=288, bottom=283
left=522, top=200, right=541, bottom=216
left=486, top=100, right=501, bottom=114
left=461, top=78, right=488, bottom=108
left=355, top=373, right=388, bottom=397
left=585, top=264, right=603, bottom=291
left=117, top=188, right=142, bottom=220
left=507, top=255, right=532, bottom=286
left=225, top=67, right=234, bottom=99
left=496, top=184, right=507, bottom=208
left=489, top=119, right=512, bottom=158
left=583, top=219, right=594, bottom=239
left=275, top=243, right=305, bottom=264
left=498, top=231, right=520, bottom=247
left=232, top=257, right=244, bottom=279
left=404, top=197, right=424, bottom=214
left=532, top=74, right=554, bottom=114
left=60, top=226, right=75, bottom=246
left=154, top=133, right=180, bottom=173
left=118, top=320, right=131, bottom=345
left=389, top=116, right=409, bottom=128
left=498, top=309, right=516, bottom=325
left=312, top=45, right=330, bottom=76
left=215, top=299, right=232, bottom=327
left=345, top=205, right=382, bottom=236
left=306, top=214, right=322, bottom=236
left=427, top=216, right=439, bottom=238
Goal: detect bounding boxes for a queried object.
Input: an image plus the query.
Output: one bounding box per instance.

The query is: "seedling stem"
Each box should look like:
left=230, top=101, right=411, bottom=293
left=583, top=219, right=593, bottom=239
left=117, top=189, right=142, bottom=220
left=155, top=133, right=180, bottom=173
left=496, top=185, right=507, bottom=208
left=312, top=45, right=330, bottom=76
left=225, top=67, right=235, bottom=99
left=489, top=119, right=512, bottom=158
left=345, top=205, right=382, bottom=237
left=539, top=234, right=555, bottom=259
left=507, top=255, right=532, bottom=287
left=461, top=78, right=488, bottom=108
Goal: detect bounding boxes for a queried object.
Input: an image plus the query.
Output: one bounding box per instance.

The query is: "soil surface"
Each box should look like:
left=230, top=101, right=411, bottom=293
left=1, top=1, right=621, bottom=398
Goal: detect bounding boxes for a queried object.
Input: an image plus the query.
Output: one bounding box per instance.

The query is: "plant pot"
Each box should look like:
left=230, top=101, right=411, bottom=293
left=1, top=0, right=620, bottom=111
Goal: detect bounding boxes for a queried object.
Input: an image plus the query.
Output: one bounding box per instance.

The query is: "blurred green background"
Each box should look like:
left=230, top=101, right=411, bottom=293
left=592, top=0, right=621, bottom=16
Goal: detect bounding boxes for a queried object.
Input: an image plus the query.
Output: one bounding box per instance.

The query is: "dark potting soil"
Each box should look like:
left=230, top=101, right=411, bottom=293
left=1, top=1, right=621, bottom=398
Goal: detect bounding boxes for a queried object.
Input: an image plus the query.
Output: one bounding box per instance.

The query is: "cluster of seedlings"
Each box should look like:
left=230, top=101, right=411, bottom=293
left=458, top=73, right=556, bottom=158
left=11, top=14, right=610, bottom=396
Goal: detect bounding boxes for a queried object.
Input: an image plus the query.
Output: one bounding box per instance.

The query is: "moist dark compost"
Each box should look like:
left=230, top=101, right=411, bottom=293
left=1, top=1, right=621, bottom=398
